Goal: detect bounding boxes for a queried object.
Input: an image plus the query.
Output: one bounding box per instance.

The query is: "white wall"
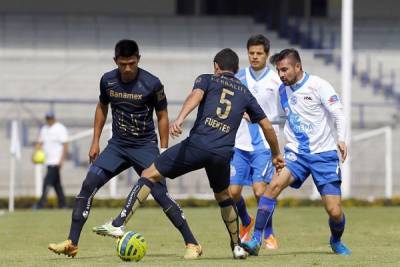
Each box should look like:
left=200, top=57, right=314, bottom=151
left=0, top=0, right=176, bottom=15
left=328, top=0, right=400, bottom=18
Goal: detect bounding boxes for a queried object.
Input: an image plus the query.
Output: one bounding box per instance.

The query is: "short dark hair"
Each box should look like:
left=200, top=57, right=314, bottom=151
left=115, top=39, right=139, bottom=58
left=247, top=34, right=270, bottom=54
left=270, top=48, right=301, bottom=65
left=213, top=48, right=239, bottom=74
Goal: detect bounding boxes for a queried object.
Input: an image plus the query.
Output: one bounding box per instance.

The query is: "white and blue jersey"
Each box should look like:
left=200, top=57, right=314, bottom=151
left=230, top=66, right=281, bottom=186
left=234, top=67, right=281, bottom=151
left=280, top=72, right=346, bottom=195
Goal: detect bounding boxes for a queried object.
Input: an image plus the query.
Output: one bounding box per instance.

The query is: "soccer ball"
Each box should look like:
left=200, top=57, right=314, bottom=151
left=32, top=149, right=46, bottom=164
left=116, top=231, right=147, bottom=261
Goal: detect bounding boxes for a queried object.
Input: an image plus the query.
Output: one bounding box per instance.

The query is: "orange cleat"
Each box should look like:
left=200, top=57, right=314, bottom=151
left=48, top=239, right=78, bottom=258
left=239, top=216, right=254, bottom=243
left=264, top=234, right=278, bottom=250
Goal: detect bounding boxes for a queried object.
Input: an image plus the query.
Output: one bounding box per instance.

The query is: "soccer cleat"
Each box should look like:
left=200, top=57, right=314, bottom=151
left=242, top=237, right=261, bottom=256
left=232, top=245, right=248, bottom=259
left=48, top=239, right=78, bottom=258
left=183, top=243, right=203, bottom=259
left=239, top=216, right=254, bottom=242
left=264, top=234, right=278, bottom=250
left=330, top=238, right=352, bottom=255
left=92, top=221, right=125, bottom=238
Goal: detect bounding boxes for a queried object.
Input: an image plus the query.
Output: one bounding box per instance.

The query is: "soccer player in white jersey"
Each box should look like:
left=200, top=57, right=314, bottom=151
left=229, top=34, right=281, bottom=249
left=243, top=48, right=351, bottom=256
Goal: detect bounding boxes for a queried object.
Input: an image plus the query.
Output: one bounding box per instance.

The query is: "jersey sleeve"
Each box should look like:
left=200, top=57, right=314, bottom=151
left=153, top=79, right=168, bottom=111
left=245, top=91, right=267, bottom=123
left=318, top=80, right=346, bottom=141
left=99, top=76, right=110, bottom=105
left=192, top=74, right=209, bottom=92
left=319, top=80, right=342, bottom=111
left=59, top=125, right=68, bottom=143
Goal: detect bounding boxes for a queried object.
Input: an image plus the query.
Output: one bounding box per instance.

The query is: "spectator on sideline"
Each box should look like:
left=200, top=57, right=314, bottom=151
left=33, top=111, right=68, bottom=209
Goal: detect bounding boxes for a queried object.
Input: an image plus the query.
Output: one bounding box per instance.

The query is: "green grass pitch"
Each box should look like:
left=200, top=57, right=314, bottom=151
left=1, top=207, right=400, bottom=266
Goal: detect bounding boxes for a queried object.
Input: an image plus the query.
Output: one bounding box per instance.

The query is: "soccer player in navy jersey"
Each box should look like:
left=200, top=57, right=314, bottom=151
left=48, top=39, right=199, bottom=259
left=96, top=48, right=285, bottom=259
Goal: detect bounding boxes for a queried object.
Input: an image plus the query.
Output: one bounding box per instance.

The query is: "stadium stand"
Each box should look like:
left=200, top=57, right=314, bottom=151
left=1, top=14, right=399, bottom=199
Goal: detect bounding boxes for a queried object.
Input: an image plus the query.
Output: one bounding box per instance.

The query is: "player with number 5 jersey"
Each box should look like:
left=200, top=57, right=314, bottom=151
left=100, top=48, right=285, bottom=259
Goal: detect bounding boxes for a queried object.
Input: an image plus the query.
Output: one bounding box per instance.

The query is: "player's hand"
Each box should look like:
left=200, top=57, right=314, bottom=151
left=89, top=142, right=100, bottom=163
left=337, top=141, right=347, bottom=163
left=243, top=112, right=251, bottom=122
left=272, top=154, right=285, bottom=174
left=170, top=119, right=183, bottom=138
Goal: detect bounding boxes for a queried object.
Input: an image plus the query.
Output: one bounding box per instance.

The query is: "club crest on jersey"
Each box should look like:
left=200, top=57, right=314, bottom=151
left=230, top=165, right=236, bottom=177
left=290, top=95, right=297, bottom=105
left=328, top=95, right=339, bottom=105
left=285, top=151, right=297, bottom=161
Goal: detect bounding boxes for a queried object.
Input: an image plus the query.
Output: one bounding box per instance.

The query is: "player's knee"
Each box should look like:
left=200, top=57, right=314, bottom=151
left=79, top=166, right=106, bottom=197
left=326, top=204, right=342, bottom=220
left=253, top=188, right=265, bottom=199
left=267, top=180, right=282, bottom=198
left=229, top=188, right=241, bottom=202
left=214, top=189, right=230, bottom=203
left=141, top=164, right=162, bottom=182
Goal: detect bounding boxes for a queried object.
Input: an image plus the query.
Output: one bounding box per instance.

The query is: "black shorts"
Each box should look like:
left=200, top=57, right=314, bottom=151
left=154, top=140, right=230, bottom=193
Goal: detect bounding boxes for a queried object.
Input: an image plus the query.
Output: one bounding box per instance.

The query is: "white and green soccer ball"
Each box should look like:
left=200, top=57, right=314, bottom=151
left=117, top=231, right=147, bottom=262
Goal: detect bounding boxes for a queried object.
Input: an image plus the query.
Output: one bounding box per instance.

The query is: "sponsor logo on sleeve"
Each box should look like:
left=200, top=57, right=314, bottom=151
left=328, top=95, right=339, bottom=105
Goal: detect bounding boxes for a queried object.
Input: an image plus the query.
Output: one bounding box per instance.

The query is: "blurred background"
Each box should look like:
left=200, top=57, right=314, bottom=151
left=1, top=0, right=399, bottom=204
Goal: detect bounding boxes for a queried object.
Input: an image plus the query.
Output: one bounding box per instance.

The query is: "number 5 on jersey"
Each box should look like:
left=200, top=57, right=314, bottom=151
left=217, top=88, right=234, bottom=119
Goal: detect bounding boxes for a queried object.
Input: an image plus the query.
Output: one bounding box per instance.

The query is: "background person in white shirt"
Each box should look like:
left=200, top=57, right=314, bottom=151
left=242, top=48, right=351, bottom=256
left=229, top=34, right=281, bottom=249
left=34, top=111, right=68, bottom=209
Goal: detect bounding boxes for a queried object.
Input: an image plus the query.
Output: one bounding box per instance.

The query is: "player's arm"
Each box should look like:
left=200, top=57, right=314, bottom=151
left=90, top=77, right=110, bottom=163
left=153, top=81, right=169, bottom=150
left=320, top=81, right=347, bottom=162
left=35, top=128, right=43, bottom=150
left=89, top=101, right=108, bottom=163
left=59, top=127, right=69, bottom=168
left=170, top=89, right=204, bottom=138
left=156, top=109, right=169, bottom=150
left=59, top=143, right=68, bottom=168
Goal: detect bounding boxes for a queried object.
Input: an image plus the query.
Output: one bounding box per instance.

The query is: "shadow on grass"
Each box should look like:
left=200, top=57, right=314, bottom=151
left=258, top=250, right=333, bottom=257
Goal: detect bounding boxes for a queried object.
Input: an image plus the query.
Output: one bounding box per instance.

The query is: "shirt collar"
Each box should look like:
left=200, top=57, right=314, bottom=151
left=290, top=72, right=309, bottom=91
left=249, top=66, right=270, bottom=81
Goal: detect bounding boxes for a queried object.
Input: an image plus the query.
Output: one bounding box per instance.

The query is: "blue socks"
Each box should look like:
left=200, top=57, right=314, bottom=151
left=253, top=196, right=276, bottom=243
left=264, top=215, right=274, bottom=238
left=329, top=214, right=346, bottom=243
left=235, top=197, right=251, bottom=226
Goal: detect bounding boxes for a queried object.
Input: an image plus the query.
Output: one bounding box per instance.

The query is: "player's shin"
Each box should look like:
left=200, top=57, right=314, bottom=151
left=253, top=196, right=276, bottom=243
left=236, top=196, right=251, bottom=226
left=218, top=198, right=240, bottom=249
left=152, top=186, right=198, bottom=245
left=112, top=177, right=153, bottom=227
left=329, top=213, right=346, bottom=243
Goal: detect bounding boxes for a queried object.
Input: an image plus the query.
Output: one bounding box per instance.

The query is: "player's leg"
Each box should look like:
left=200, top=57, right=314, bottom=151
left=242, top=167, right=294, bottom=255
left=108, top=144, right=197, bottom=246
left=229, top=148, right=253, bottom=242
left=206, top=158, right=247, bottom=259
left=53, top=166, right=66, bottom=208
left=48, top=144, right=128, bottom=257
left=250, top=149, right=278, bottom=249
left=243, top=149, right=309, bottom=255
left=35, top=166, right=52, bottom=209
left=311, top=150, right=351, bottom=255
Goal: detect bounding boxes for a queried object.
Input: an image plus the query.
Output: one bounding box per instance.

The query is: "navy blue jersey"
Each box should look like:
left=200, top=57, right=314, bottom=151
left=99, top=68, right=167, bottom=146
left=187, top=72, right=266, bottom=158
